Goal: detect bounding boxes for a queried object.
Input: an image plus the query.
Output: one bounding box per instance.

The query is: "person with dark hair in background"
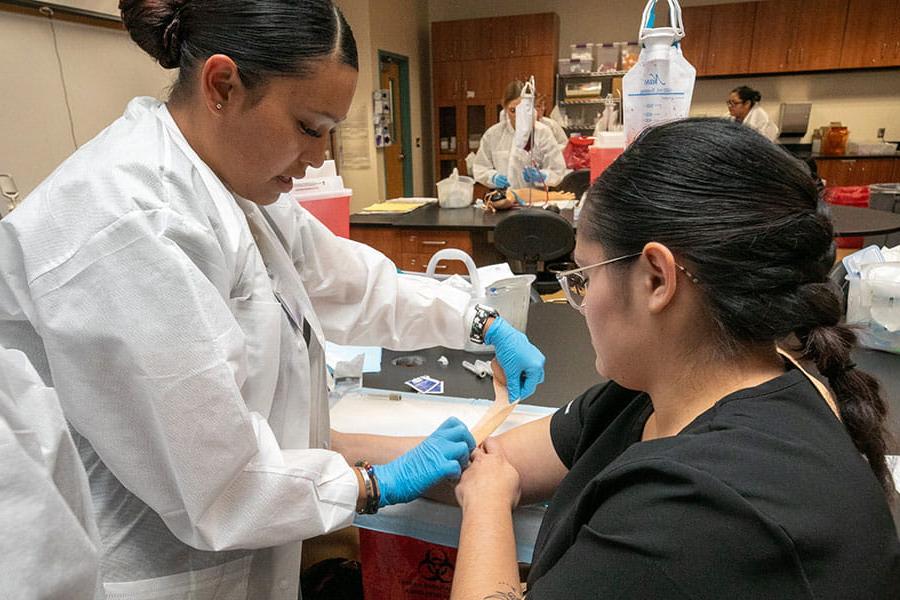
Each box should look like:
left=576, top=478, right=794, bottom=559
left=535, top=93, right=568, bottom=150
left=449, top=118, right=899, bottom=599
left=728, top=84, right=779, bottom=141
left=473, top=80, right=568, bottom=190
left=0, top=1, right=546, bottom=597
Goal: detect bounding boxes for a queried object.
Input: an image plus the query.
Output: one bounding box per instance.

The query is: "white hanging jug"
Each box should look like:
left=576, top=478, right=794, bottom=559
left=622, top=0, right=696, bottom=145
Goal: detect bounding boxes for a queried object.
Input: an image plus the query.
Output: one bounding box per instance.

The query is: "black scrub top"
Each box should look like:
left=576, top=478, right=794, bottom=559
left=526, top=368, right=900, bottom=599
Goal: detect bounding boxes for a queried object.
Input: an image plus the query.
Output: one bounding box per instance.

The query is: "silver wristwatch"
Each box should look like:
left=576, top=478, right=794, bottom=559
left=469, top=304, right=499, bottom=344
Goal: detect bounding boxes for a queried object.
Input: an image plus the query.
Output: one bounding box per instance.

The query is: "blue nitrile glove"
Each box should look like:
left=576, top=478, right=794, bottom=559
left=492, top=173, right=510, bottom=189
left=485, top=317, right=546, bottom=401
left=523, top=166, right=546, bottom=184
left=373, top=417, right=475, bottom=507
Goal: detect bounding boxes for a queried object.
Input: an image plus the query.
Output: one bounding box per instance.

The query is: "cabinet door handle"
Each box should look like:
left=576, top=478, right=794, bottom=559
left=434, top=264, right=448, bottom=270
left=785, top=48, right=792, bottom=67
left=422, top=240, right=448, bottom=246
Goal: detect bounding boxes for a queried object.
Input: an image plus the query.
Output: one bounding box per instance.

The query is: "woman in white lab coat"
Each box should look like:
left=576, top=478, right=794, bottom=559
left=536, top=93, right=569, bottom=150
left=727, top=85, right=779, bottom=141
left=0, top=347, right=100, bottom=599
left=0, top=1, right=545, bottom=598
left=474, top=81, right=569, bottom=190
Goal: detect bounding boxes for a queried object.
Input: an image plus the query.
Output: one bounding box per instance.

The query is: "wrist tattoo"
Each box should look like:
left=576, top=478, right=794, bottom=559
left=484, top=582, right=523, bottom=600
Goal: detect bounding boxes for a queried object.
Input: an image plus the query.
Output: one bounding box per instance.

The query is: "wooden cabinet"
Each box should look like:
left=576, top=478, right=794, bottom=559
left=432, top=20, right=463, bottom=62
left=432, top=14, right=559, bottom=185
left=840, top=0, right=900, bottom=68
left=817, top=158, right=900, bottom=186
left=680, top=6, right=712, bottom=73
left=793, top=0, right=848, bottom=71
left=433, top=61, right=463, bottom=101
left=686, top=0, right=899, bottom=76
left=703, top=3, right=756, bottom=76
left=348, top=226, right=399, bottom=259
left=350, top=226, right=475, bottom=275
left=750, top=0, right=847, bottom=73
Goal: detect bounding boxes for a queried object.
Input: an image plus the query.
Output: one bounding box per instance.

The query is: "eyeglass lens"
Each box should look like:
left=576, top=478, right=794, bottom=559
left=563, top=273, right=586, bottom=308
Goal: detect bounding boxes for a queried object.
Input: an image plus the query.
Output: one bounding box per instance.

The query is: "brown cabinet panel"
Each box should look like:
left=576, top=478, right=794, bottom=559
left=462, top=59, right=498, bottom=102
left=750, top=0, right=847, bottom=73
left=401, top=229, right=474, bottom=255
left=517, top=13, right=559, bottom=57
left=433, top=61, right=463, bottom=101
left=400, top=253, right=425, bottom=272
left=680, top=6, right=712, bottom=73
left=432, top=20, right=462, bottom=62
left=817, top=158, right=900, bottom=187
left=705, top=2, right=757, bottom=76
left=862, top=159, right=898, bottom=185
left=793, top=0, right=848, bottom=71
left=841, top=0, right=900, bottom=68
left=459, top=19, right=494, bottom=61
left=749, top=0, right=798, bottom=72
left=350, top=226, right=400, bottom=260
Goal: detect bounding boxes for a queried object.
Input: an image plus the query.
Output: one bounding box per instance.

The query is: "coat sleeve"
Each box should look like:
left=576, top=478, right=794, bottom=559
left=0, top=196, right=359, bottom=552
left=0, top=350, right=100, bottom=600
left=275, top=200, right=473, bottom=350
left=527, top=459, right=815, bottom=599
left=473, top=126, right=502, bottom=187
left=535, top=125, right=569, bottom=188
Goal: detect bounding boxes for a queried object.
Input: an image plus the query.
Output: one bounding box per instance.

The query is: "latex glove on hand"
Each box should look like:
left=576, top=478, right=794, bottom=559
left=522, top=167, right=546, bottom=184
left=373, top=417, right=475, bottom=507
left=492, top=173, right=510, bottom=189
left=485, top=317, right=546, bottom=401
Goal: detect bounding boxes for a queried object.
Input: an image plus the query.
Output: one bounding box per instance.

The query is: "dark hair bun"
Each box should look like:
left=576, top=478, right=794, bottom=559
left=119, top=0, right=188, bottom=69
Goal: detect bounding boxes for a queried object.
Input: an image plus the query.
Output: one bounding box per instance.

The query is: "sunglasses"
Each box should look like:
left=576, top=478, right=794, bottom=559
left=555, top=253, right=700, bottom=312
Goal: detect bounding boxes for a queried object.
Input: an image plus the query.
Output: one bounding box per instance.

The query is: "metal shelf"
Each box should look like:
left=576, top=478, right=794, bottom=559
left=559, top=99, right=604, bottom=106
left=557, top=71, right=627, bottom=79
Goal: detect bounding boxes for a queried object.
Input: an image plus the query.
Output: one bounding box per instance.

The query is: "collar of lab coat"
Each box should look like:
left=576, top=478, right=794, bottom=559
left=150, top=99, right=247, bottom=255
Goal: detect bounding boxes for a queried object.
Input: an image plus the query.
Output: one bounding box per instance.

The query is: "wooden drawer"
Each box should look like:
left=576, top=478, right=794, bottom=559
left=350, top=226, right=400, bottom=259
left=400, top=229, right=473, bottom=255
left=400, top=253, right=471, bottom=275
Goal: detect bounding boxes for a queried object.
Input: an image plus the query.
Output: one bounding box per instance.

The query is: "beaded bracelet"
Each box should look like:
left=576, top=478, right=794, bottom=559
left=355, top=461, right=381, bottom=514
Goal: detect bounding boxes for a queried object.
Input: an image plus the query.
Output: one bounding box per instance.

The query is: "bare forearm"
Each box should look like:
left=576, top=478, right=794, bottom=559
left=330, top=430, right=422, bottom=465
left=451, top=500, right=522, bottom=600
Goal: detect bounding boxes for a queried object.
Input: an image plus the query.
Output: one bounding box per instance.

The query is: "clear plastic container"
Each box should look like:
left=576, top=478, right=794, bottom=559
left=435, top=168, right=474, bottom=208
left=558, top=58, right=591, bottom=75
left=615, top=41, right=641, bottom=71
left=594, top=44, right=619, bottom=72
left=569, top=43, right=594, bottom=62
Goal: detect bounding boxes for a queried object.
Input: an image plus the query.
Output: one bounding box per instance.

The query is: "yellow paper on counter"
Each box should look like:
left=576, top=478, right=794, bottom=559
left=360, top=202, right=423, bottom=214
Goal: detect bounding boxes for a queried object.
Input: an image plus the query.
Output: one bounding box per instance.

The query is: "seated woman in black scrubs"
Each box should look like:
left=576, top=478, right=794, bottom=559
left=450, top=118, right=899, bottom=599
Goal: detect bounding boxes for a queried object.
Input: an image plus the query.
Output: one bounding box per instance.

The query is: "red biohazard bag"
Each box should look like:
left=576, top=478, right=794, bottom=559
left=562, top=136, right=593, bottom=170
left=826, top=186, right=870, bottom=248
left=359, top=529, right=457, bottom=599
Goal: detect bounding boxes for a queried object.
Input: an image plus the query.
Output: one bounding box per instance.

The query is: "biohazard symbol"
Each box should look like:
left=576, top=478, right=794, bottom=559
left=417, top=548, right=454, bottom=583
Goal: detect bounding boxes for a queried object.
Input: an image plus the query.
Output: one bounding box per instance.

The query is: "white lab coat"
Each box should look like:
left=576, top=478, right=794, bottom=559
left=0, top=347, right=100, bottom=599
left=540, top=116, right=569, bottom=150
left=473, top=119, right=568, bottom=190
left=740, top=104, right=779, bottom=141
left=0, top=97, right=473, bottom=599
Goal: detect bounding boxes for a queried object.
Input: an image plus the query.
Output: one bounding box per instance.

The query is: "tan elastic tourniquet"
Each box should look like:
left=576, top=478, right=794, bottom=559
left=470, top=359, right=520, bottom=446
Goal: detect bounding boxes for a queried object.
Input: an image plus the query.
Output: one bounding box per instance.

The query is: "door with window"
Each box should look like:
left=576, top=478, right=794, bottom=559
left=379, top=53, right=412, bottom=198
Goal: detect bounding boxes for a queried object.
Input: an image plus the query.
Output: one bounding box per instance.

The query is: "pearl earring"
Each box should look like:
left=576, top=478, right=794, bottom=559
left=216, top=103, right=223, bottom=110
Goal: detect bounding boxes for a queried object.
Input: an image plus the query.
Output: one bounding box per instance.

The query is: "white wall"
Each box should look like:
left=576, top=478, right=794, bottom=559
left=0, top=10, right=174, bottom=197
left=369, top=0, right=433, bottom=199
left=427, top=0, right=900, bottom=142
